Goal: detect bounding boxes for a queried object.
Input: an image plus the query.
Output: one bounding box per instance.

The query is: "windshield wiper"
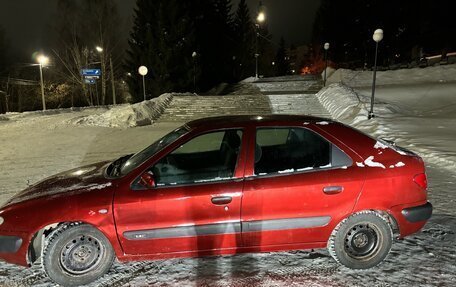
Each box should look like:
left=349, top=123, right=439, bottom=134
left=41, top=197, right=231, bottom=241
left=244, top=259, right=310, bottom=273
left=109, top=154, right=133, bottom=177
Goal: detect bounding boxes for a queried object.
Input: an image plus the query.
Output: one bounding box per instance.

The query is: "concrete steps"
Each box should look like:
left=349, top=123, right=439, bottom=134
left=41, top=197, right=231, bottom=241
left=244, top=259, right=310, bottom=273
left=266, top=94, right=331, bottom=118
left=157, top=94, right=272, bottom=122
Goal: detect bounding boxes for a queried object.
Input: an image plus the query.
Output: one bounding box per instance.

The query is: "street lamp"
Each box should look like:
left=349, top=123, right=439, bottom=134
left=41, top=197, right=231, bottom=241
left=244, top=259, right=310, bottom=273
left=138, top=65, right=148, bottom=101
left=255, top=6, right=266, bottom=79
left=192, top=51, right=197, bottom=92
left=37, top=54, right=49, bottom=111
left=256, top=11, right=265, bottom=23
left=368, top=29, right=384, bottom=119
left=323, top=42, right=330, bottom=87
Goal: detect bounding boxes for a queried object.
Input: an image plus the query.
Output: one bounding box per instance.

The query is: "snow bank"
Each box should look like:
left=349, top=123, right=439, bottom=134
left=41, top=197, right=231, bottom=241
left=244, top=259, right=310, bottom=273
left=70, top=93, right=176, bottom=128
left=241, top=77, right=256, bottom=83
left=328, top=64, right=456, bottom=87
left=315, top=83, right=360, bottom=120
left=316, top=83, right=456, bottom=173
left=2, top=106, right=109, bottom=122
left=321, top=66, right=336, bottom=80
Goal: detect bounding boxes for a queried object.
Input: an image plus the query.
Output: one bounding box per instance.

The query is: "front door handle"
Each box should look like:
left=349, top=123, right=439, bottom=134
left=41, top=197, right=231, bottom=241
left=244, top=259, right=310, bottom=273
left=323, top=186, right=344, bottom=195
left=211, top=196, right=232, bottom=205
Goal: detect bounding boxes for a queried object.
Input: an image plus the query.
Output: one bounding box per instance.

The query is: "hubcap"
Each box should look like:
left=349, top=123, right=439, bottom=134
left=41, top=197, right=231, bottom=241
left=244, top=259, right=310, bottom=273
left=60, top=234, right=104, bottom=275
left=344, top=224, right=379, bottom=259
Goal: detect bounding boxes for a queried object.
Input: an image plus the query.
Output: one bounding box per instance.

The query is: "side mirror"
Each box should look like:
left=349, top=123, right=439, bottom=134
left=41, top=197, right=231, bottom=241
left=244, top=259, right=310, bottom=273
left=138, top=171, right=155, bottom=189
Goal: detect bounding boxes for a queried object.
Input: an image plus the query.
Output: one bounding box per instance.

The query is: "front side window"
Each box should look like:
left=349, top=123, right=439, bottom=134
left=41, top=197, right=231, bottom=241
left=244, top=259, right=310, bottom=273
left=152, top=129, right=243, bottom=186
left=120, top=126, right=189, bottom=176
left=255, top=127, right=351, bottom=175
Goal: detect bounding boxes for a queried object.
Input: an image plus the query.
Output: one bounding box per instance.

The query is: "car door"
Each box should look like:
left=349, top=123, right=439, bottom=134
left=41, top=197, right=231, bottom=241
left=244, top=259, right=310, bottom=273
left=241, top=126, right=364, bottom=247
left=114, top=129, right=246, bottom=256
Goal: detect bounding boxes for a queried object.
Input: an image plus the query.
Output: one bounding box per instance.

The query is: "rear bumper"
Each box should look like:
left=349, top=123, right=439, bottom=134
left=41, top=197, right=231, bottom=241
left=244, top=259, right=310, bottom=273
left=401, top=202, right=432, bottom=223
left=390, top=201, right=432, bottom=238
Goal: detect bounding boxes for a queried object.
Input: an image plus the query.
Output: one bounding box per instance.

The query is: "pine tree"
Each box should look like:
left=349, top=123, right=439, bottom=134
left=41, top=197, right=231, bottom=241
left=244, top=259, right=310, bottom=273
left=275, top=37, right=289, bottom=76
left=125, top=0, right=195, bottom=102
left=0, top=26, right=9, bottom=74
left=212, top=0, right=235, bottom=82
left=233, top=0, right=255, bottom=80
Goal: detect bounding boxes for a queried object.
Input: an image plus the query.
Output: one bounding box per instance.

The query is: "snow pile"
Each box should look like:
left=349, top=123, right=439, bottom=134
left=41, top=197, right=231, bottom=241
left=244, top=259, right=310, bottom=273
left=315, top=83, right=360, bottom=120
left=328, top=64, right=456, bottom=87
left=70, top=93, right=175, bottom=128
left=315, top=83, right=399, bottom=126
left=241, top=76, right=256, bottom=83
left=321, top=66, right=336, bottom=80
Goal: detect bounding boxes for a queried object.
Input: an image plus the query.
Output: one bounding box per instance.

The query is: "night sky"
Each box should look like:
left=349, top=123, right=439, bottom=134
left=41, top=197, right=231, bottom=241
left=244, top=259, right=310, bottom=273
left=0, top=0, right=320, bottom=59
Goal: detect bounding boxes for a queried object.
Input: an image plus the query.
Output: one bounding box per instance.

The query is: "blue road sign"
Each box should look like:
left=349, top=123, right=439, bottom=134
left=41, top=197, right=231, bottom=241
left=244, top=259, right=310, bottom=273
left=84, top=75, right=100, bottom=79
left=84, top=78, right=96, bottom=84
left=81, top=69, right=101, bottom=76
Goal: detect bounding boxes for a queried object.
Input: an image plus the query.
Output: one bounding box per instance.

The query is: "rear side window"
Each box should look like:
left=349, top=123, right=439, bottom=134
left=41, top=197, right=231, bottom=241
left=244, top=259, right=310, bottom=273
left=255, top=127, right=352, bottom=175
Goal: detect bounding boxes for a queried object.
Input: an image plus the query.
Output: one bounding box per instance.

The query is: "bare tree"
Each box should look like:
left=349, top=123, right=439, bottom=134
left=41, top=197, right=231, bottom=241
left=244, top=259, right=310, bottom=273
left=52, top=0, right=122, bottom=106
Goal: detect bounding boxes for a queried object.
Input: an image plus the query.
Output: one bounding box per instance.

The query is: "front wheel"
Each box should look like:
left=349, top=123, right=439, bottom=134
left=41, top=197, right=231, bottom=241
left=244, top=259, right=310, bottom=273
left=43, top=223, right=115, bottom=286
left=327, top=211, right=393, bottom=269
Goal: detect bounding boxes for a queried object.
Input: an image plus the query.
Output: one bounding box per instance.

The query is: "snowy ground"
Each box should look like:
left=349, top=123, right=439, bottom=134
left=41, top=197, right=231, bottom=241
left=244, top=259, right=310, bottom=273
left=1, top=67, right=456, bottom=286
left=0, top=108, right=181, bottom=206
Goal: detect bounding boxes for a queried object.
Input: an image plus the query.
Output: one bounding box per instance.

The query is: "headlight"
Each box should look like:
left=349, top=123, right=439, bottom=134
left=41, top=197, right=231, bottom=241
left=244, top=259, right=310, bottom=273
left=0, top=216, right=4, bottom=225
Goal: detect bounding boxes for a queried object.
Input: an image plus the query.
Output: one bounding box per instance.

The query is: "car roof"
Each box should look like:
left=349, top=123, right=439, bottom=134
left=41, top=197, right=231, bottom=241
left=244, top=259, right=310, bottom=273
left=186, top=114, right=333, bottom=129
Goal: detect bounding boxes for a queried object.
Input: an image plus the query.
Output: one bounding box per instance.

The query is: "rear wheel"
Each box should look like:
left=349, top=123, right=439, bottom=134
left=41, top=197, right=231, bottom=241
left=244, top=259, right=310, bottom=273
left=328, top=211, right=393, bottom=269
left=42, top=223, right=114, bottom=286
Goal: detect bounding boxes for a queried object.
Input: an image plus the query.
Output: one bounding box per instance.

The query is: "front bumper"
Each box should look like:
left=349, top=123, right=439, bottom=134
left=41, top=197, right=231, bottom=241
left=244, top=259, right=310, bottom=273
left=402, top=202, right=433, bottom=223
left=0, top=231, right=29, bottom=266
left=0, top=235, right=22, bottom=253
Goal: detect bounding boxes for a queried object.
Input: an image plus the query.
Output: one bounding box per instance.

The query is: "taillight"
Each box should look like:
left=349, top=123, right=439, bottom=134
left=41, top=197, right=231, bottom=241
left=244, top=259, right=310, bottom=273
left=414, top=173, right=428, bottom=189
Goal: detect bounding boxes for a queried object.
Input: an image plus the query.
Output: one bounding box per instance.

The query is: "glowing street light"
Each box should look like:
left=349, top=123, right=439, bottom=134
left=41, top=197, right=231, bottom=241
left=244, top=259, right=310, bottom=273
left=256, top=11, right=265, bottom=23
left=37, top=54, right=49, bottom=111
left=95, top=46, right=103, bottom=53
left=368, top=29, right=384, bottom=119
left=138, top=65, right=148, bottom=101
left=37, top=55, right=49, bottom=66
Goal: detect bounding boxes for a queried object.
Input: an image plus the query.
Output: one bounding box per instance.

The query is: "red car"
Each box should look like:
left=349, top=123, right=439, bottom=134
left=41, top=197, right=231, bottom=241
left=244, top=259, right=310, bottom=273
left=0, top=115, right=432, bottom=286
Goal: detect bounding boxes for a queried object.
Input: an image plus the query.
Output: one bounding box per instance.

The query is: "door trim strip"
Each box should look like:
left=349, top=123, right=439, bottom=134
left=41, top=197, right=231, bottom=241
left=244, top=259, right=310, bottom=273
left=123, top=222, right=241, bottom=240
left=123, top=216, right=331, bottom=240
left=242, top=216, right=331, bottom=233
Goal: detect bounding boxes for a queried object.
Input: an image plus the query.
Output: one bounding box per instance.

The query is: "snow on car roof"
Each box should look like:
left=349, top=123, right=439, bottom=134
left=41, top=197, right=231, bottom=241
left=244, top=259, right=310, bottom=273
left=186, top=114, right=334, bottom=128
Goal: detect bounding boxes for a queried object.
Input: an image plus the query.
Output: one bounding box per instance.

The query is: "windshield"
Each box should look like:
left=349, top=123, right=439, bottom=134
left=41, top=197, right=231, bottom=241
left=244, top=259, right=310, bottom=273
left=119, top=125, right=190, bottom=176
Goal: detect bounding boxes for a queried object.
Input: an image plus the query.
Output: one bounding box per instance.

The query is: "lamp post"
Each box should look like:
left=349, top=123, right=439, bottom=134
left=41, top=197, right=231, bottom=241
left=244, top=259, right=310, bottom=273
left=109, top=57, right=116, bottom=105
left=323, top=42, right=330, bottom=87
left=37, top=54, right=49, bottom=111
left=192, top=51, right=197, bottom=92
left=96, top=46, right=116, bottom=105
left=138, top=65, right=148, bottom=101
left=369, top=29, right=383, bottom=119
left=95, top=46, right=107, bottom=105
left=255, top=7, right=266, bottom=79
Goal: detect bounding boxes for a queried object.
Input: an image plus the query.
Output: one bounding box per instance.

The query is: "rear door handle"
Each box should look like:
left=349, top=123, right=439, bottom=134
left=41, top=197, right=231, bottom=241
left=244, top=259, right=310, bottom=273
left=211, top=196, right=232, bottom=205
left=323, top=186, right=344, bottom=195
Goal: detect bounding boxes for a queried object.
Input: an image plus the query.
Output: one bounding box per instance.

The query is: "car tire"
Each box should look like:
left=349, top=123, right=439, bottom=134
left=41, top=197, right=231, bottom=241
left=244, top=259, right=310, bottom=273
left=327, top=211, right=393, bottom=269
left=42, top=223, right=115, bottom=286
